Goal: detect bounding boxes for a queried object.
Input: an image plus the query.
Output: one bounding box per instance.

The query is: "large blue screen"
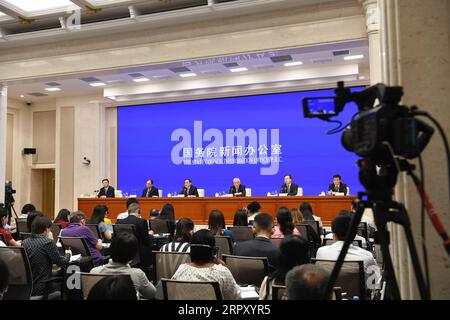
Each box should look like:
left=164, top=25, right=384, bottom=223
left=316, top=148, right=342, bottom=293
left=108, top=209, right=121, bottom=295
left=118, top=88, right=364, bottom=196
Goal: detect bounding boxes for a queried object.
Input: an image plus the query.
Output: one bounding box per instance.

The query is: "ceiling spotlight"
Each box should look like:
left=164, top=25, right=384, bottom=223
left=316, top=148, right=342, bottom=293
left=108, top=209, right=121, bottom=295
left=132, top=77, right=150, bottom=82
left=89, top=82, right=106, bottom=87
left=179, top=73, right=197, bottom=78
left=344, top=54, right=364, bottom=61
left=284, top=61, right=303, bottom=67
left=229, top=67, right=248, bottom=73
left=45, top=87, right=62, bottom=91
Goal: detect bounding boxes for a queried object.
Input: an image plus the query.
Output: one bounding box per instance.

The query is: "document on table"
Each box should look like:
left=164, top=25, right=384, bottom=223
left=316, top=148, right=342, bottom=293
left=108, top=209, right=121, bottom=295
left=70, top=254, right=82, bottom=262
left=240, top=286, right=259, bottom=300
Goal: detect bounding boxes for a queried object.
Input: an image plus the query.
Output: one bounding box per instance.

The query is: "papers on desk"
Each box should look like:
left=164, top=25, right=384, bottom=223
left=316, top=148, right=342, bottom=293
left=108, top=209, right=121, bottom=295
left=240, top=286, right=259, bottom=300
left=70, top=254, right=81, bottom=262
left=153, top=233, right=171, bottom=239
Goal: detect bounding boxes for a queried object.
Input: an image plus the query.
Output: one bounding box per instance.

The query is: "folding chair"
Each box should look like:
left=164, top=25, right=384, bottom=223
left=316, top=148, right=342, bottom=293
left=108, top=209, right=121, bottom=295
left=161, top=278, right=222, bottom=300
left=222, top=254, right=268, bottom=287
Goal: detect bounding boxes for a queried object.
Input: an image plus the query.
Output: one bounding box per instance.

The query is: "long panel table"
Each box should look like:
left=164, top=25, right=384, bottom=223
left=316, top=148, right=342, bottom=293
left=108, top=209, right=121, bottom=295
left=78, top=196, right=356, bottom=225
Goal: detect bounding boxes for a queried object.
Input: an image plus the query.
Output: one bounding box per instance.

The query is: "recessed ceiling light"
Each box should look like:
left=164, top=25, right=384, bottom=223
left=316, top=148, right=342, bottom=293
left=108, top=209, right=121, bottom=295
left=223, top=62, right=240, bottom=68
left=27, top=92, right=48, bottom=97
left=229, top=67, right=248, bottom=73
left=284, top=61, right=303, bottom=67
left=270, top=55, right=293, bottom=63
left=133, top=77, right=150, bottom=82
left=45, top=82, right=61, bottom=87
left=45, top=87, right=62, bottom=92
left=20, top=94, right=25, bottom=98
left=179, top=73, right=197, bottom=78
left=170, top=67, right=192, bottom=73
left=344, top=54, right=364, bottom=61
left=89, top=82, right=106, bottom=87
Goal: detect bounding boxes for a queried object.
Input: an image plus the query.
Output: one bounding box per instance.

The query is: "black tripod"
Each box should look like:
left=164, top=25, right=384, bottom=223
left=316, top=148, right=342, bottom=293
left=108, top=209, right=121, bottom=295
left=324, top=158, right=430, bottom=300
left=4, top=191, right=17, bottom=226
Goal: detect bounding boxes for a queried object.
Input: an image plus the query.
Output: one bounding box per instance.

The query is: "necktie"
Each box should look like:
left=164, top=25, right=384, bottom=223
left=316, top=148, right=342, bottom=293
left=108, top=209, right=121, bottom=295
left=146, top=188, right=150, bottom=197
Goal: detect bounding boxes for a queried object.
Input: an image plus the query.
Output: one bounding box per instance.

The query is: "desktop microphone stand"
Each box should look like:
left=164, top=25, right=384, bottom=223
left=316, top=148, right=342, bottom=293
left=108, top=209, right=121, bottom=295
left=324, top=159, right=430, bottom=300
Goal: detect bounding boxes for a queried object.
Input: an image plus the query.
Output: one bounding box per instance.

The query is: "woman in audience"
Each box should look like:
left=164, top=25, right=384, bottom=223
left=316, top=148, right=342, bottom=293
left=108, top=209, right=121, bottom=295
left=290, top=208, right=303, bottom=225
left=156, top=203, right=176, bottom=235
left=22, top=216, right=72, bottom=297
left=87, top=275, right=137, bottom=300
left=19, top=203, right=36, bottom=218
left=53, top=209, right=70, bottom=228
left=290, top=208, right=321, bottom=245
left=271, top=207, right=301, bottom=239
left=172, top=229, right=241, bottom=300
left=88, top=205, right=113, bottom=241
left=208, top=210, right=235, bottom=242
left=90, top=231, right=156, bottom=299
left=300, top=202, right=324, bottom=235
left=233, top=209, right=250, bottom=227
left=103, top=207, right=113, bottom=225
left=259, top=236, right=310, bottom=300
left=0, top=207, right=21, bottom=246
left=160, top=218, right=194, bottom=253
left=27, top=211, right=54, bottom=240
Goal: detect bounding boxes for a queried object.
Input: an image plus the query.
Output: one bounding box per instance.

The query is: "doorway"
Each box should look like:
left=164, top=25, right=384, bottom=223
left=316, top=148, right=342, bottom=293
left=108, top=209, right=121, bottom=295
left=30, top=168, right=55, bottom=218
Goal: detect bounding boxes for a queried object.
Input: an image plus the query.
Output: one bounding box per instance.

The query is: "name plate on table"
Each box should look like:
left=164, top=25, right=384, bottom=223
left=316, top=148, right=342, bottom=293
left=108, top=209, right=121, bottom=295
left=278, top=193, right=288, bottom=197
left=334, top=192, right=345, bottom=196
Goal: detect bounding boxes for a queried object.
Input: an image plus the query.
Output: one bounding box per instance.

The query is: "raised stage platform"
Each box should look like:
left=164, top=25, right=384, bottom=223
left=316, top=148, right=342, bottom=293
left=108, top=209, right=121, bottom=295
left=77, top=196, right=356, bottom=225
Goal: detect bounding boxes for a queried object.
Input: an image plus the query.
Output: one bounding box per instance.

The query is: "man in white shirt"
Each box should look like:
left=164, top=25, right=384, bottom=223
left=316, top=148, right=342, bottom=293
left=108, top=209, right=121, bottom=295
left=117, top=198, right=139, bottom=220
left=246, top=201, right=261, bottom=224
left=324, top=211, right=368, bottom=249
left=316, top=214, right=381, bottom=289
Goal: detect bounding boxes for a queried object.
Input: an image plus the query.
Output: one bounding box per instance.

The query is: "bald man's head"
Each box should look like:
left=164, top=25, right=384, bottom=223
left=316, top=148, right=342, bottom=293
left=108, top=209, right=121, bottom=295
left=286, top=264, right=331, bottom=300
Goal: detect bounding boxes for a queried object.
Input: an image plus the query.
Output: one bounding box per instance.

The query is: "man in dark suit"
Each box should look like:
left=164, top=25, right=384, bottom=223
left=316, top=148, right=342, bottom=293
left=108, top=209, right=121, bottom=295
left=280, top=174, right=299, bottom=196
left=228, top=178, right=246, bottom=197
left=328, top=174, right=348, bottom=195
left=116, top=203, right=152, bottom=270
left=141, top=179, right=159, bottom=197
left=234, top=213, right=279, bottom=271
left=180, top=178, right=199, bottom=197
left=97, top=179, right=115, bottom=198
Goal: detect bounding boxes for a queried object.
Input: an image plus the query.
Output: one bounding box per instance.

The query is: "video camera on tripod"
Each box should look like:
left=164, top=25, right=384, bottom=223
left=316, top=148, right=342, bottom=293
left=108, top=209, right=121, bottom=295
left=303, top=82, right=450, bottom=300
left=4, top=181, right=17, bottom=224
left=5, top=181, right=16, bottom=205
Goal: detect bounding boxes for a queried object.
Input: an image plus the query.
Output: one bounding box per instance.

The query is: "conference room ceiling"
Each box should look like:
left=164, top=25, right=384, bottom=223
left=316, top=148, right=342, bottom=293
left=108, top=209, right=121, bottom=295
left=6, top=39, right=369, bottom=103
left=0, top=0, right=338, bottom=47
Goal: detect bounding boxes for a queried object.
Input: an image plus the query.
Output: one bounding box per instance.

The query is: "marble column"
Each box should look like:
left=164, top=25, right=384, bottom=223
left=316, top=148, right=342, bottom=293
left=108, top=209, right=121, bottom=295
left=360, top=0, right=383, bottom=84
left=0, top=85, right=7, bottom=202
left=380, top=0, right=450, bottom=299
